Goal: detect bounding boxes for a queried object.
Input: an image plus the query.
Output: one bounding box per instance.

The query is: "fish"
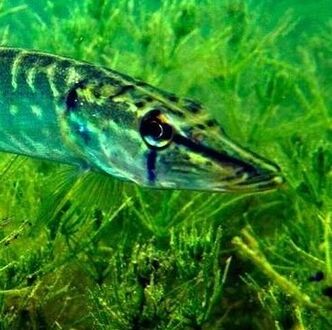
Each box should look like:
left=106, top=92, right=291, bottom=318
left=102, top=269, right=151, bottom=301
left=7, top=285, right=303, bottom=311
left=0, top=47, right=283, bottom=192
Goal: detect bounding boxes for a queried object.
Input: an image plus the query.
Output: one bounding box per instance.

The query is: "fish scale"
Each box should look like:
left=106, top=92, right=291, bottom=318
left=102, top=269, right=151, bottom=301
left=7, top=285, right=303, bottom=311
left=0, top=50, right=67, bottom=160
left=0, top=47, right=283, bottom=192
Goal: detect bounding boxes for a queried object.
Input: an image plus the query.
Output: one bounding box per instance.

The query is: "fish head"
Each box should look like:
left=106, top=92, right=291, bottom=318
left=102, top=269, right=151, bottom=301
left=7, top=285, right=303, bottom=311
left=63, top=72, right=283, bottom=192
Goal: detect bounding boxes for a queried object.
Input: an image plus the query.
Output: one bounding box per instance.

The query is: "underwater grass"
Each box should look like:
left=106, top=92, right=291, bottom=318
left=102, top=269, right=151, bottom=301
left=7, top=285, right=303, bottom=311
left=0, top=0, right=331, bottom=328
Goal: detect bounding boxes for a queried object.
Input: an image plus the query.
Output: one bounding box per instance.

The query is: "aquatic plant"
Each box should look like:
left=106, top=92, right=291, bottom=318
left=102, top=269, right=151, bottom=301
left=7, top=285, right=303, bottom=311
left=0, top=0, right=331, bottom=328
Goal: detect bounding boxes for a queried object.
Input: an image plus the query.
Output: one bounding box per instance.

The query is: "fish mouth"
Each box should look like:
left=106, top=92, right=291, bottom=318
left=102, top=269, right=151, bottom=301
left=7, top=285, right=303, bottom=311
left=173, top=133, right=284, bottom=193
left=221, top=155, right=284, bottom=192
left=221, top=172, right=284, bottom=192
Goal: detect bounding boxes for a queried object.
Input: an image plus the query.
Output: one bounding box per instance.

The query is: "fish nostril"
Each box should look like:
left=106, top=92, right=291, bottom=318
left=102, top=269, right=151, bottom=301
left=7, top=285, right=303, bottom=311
left=235, top=160, right=283, bottom=185
left=239, top=163, right=262, bottom=178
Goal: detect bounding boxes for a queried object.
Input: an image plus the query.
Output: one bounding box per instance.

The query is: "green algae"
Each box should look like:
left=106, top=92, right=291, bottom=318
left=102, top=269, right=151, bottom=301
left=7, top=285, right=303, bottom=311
left=0, top=0, right=331, bottom=329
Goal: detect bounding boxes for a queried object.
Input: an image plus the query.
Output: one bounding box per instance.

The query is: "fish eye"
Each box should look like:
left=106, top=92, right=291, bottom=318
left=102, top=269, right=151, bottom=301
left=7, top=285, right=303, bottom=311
left=139, top=109, right=174, bottom=149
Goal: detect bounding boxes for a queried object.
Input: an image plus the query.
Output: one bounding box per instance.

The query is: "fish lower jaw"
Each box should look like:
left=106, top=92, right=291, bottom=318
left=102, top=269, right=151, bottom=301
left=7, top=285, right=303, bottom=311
left=221, top=173, right=284, bottom=193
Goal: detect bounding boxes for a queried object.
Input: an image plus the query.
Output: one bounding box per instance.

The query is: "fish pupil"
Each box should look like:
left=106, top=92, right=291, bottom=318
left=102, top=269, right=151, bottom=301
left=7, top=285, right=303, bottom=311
left=146, top=120, right=164, bottom=139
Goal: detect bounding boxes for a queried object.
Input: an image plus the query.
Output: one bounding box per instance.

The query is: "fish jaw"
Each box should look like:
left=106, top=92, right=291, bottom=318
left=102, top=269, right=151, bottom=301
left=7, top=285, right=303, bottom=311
left=146, top=130, right=284, bottom=193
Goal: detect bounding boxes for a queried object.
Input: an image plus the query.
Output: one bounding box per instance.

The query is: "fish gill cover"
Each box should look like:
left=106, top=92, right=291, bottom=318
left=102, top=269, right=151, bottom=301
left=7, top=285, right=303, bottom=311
left=0, top=0, right=331, bottom=329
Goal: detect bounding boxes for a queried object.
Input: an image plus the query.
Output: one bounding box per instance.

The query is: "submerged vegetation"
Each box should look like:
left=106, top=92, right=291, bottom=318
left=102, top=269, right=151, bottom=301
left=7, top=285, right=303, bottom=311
left=0, top=0, right=331, bottom=328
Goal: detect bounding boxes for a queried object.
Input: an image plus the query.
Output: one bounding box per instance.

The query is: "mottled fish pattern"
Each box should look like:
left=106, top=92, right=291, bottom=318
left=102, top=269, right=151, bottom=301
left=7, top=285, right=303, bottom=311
left=0, top=47, right=283, bottom=192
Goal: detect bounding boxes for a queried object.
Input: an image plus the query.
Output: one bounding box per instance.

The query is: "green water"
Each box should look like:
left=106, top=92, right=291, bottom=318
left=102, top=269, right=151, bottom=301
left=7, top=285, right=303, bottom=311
left=3, top=0, right=332, bottom=45
left=0, top=0, right=331, bottom=329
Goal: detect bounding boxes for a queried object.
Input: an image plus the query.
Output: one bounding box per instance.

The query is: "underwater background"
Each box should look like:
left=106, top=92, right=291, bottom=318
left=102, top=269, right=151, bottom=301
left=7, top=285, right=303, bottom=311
left=0, top=0, right=331, bottom=329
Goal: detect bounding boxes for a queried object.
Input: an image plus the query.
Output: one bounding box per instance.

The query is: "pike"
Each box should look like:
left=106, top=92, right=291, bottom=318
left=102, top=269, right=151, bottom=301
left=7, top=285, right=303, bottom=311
left=0, top=47, right=283, bottom=192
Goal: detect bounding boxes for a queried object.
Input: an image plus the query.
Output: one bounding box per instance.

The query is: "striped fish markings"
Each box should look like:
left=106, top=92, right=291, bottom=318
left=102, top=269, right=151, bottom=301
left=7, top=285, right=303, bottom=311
left=0, top=47, right=283, bottom=192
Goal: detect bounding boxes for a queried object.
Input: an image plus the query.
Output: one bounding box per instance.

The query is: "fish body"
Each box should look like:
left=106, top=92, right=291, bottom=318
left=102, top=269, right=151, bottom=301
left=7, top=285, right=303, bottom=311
left=0, top=47, right=283, bottom=192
